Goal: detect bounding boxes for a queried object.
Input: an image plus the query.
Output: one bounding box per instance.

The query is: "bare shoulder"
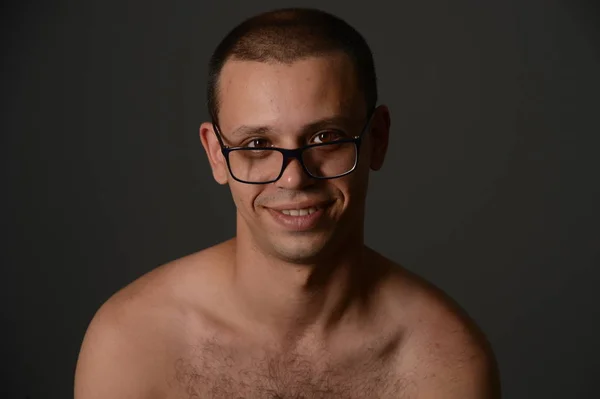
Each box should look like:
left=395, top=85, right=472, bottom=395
left=378, top=257, right=501, bottom=398
left=74, top=240, right=235, bottom=399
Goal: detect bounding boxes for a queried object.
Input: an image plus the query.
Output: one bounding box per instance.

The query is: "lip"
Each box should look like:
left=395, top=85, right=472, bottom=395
left=264, top=201, right=333, bottom=231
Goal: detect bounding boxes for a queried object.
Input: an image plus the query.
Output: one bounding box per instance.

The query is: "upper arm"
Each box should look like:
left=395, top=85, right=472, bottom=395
left=410, top=317, right=502, bottom=399
left=74, top=301, right=156, bottom=399
left=400, top=271, right=501, bottom=398
left=419, top=343, right=501, bottom=399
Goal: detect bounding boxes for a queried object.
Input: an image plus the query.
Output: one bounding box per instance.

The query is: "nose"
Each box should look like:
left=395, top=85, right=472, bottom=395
left=275, top=157, right=314, bottom=190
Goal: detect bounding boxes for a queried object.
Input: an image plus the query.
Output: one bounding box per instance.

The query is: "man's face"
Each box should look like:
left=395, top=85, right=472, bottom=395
left=200, top=53, right=389, bottom=263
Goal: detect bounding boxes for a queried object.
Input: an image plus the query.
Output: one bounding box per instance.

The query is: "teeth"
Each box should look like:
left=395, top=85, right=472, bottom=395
left=281, top=207, right=318, bottom=216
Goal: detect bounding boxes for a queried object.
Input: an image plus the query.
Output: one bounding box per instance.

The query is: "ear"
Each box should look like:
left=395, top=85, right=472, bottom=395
left=199, top=122, right=229, bottom=185
left=368, top=105, right=391, bottom=171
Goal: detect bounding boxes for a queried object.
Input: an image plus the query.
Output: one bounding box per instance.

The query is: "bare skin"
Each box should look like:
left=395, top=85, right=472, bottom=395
left=75, top=53, right=500, bottom=398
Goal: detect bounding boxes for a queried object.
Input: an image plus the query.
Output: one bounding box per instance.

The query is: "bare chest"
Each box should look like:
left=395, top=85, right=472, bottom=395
left=166, top=339, right=417, bottom=399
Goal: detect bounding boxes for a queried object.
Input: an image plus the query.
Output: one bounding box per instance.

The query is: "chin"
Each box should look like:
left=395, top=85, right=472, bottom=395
left=266, top=232, right=334, bottom=264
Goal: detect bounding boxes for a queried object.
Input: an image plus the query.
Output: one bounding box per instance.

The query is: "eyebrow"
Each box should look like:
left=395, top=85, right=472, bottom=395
left=228, top=115, right=358, bottom=139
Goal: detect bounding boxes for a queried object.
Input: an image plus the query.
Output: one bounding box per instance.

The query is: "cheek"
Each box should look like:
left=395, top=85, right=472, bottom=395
left=358, top=139, right=373, bottom=168
left=332, top=175, right=364, bottom=207
left=341, top=166, right=370, bottom=204
left=229, top=184, right=260, bottom=213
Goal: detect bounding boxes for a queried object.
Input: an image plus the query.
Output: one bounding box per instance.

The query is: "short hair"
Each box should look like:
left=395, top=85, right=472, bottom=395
left=207, top=8, right=378, bottom=123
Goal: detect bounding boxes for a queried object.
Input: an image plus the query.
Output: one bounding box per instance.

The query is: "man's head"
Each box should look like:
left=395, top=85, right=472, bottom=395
left=200, top=8, right=390, bottom=264
left=206, top=8, right=378, bottom=124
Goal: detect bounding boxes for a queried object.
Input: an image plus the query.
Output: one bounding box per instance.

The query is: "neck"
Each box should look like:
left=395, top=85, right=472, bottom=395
left=229, top=226, right=378, bottom=346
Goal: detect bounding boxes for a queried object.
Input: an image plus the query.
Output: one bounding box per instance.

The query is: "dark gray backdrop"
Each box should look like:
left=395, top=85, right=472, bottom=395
left=2, top=0, right=599, bottom=398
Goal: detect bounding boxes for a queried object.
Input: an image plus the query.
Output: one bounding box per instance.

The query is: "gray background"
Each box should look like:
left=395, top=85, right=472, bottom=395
left=2, top=0, right=599, bottom=397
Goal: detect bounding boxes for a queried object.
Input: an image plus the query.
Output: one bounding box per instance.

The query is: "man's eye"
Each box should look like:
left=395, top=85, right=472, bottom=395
left=312, top=130, right=345, bottom=144
left=244, top=138, right=270, bottom=148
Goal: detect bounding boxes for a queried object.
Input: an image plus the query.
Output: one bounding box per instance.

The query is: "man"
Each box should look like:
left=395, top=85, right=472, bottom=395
left=75, top=8, right=500, bottom=398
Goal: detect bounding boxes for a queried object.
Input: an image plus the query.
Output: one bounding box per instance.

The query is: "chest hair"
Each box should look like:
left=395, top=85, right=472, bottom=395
left=170, top=337, right=418, bottom=399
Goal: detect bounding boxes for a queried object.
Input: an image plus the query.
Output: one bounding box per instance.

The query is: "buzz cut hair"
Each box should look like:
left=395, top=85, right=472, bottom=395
left=207, top=8, right=378, bottom=122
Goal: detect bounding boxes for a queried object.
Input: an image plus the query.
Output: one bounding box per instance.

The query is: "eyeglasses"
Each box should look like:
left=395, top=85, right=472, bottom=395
left=211, top=111, right=374, bottom=184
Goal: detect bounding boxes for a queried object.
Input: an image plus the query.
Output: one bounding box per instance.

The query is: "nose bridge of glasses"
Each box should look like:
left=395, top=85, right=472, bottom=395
left=280, top=147, right=306, bottom=170
left=280, top=146, right=305, bottom=162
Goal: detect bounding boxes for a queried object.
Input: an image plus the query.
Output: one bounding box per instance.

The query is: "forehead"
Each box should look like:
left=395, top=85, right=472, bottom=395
left=216, top=53, right=363, bottom=129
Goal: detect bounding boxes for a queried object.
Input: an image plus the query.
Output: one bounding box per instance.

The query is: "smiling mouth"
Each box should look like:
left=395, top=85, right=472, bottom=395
left=265, top=202, right=333, bottom=231
left=278, top=207, right=319, bottom=216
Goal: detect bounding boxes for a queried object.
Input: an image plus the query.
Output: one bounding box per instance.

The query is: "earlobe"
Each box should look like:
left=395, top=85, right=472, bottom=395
left=199, top=122, right=229, bottom=185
